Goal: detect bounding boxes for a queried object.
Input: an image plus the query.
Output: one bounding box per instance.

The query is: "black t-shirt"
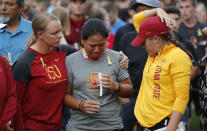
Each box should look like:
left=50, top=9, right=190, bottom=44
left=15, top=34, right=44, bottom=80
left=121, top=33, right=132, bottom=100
left=113, top=23, right=135, bottom=51
left=173, top=31, right=198, bottom=66
left=118, top=31, right=148, bottom=98
left=178, top=21, right=207, bottom=60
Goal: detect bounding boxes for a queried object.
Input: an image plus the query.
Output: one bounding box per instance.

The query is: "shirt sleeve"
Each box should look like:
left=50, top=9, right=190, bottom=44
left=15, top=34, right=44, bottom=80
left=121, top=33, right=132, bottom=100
left=57, top=44, right=76, bottom=56
left=12, top=58, right=31, bottom=83
left=13, top=80, right=27, bottom=131
left=65, top=55, right=73, bottom=85
left=133, top=11, right=146, bottom=32
left=116, top=53, right=129, bottom=82
left=0, top=58, right=16, bottom=131
left=170, top=52, right=192, bottom=114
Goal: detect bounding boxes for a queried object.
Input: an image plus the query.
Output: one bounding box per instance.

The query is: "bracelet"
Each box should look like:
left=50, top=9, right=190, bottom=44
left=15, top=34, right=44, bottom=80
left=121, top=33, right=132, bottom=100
left=117, top=83, right=121, bottom=92
left=78, top=100, right=83, bottom=110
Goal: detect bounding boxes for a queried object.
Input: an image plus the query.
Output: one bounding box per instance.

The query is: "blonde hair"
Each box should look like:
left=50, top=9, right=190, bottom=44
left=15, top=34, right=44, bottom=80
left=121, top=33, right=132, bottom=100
left=27, top=12, right=59, bottom=47
left=52, top=7, right=70, bottom=36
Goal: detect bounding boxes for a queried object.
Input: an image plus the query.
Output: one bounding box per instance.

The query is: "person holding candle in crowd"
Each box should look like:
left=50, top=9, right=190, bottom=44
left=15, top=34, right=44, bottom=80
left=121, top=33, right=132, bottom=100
left=64, top=19, right=133, bottom=131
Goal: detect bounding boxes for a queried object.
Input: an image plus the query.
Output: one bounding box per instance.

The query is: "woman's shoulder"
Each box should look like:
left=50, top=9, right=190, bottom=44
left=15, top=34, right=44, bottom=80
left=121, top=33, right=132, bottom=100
left=105, top=49, right=122, bottom=63
left=173, top=46, right=190, bottom=58
left=168, top=46, right=192, bottom=64
left=105, top=49, right=120, bottom=56
left=17, top=49, right=36, bottom=62
left=12, top=49, right=36, bottom=70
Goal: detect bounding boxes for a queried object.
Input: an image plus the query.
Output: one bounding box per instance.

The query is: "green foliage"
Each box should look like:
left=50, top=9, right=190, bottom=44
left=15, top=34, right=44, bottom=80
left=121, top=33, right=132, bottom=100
left=189, top=109, right=200, bottom=131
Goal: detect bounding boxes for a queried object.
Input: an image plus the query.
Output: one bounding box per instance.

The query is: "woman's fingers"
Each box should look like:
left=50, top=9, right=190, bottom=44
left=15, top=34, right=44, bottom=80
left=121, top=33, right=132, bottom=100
left=157, top=8, right=176, bottom=28
left=83, top=101, right=100, bottom=114
left=100, top=74, right=118, bottom=91
left=100, top=74, right=112, bottom=88
left=119, top=51, right=129, bottom=69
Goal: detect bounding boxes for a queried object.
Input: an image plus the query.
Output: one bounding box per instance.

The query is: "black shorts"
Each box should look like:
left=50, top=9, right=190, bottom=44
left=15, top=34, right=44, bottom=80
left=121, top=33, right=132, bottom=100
left=136, top=117, right=170, bottom=131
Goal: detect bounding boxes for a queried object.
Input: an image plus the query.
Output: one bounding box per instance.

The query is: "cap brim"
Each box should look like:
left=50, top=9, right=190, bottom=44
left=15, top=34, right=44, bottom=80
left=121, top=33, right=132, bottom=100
left=131, top=36, right=146, bottom=47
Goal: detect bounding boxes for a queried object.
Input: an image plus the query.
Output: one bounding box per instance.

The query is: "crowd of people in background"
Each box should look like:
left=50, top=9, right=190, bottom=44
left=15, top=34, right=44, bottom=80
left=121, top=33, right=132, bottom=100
left=0, top=0, right=207, bottom=130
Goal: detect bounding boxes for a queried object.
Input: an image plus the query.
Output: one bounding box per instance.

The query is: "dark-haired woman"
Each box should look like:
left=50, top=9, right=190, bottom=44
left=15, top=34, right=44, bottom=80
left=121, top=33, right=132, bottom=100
left=64, top=19, right=133, bottom=131
left=131, top=9, right=192, bottom=131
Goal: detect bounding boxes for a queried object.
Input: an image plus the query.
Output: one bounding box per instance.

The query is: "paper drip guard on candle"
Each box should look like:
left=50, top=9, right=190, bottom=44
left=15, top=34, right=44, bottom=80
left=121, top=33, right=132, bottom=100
left=99, top=73, right=103, bottom=96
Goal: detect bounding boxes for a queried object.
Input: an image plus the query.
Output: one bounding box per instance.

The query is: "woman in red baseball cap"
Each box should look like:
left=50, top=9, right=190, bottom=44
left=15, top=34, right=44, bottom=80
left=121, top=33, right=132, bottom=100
left=132, top=8, right=193, bottom=131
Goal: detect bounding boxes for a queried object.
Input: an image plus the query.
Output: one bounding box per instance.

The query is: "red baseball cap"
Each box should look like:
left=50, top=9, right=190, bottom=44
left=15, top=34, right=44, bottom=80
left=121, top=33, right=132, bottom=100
left=131, top=16, right=170, bottom=47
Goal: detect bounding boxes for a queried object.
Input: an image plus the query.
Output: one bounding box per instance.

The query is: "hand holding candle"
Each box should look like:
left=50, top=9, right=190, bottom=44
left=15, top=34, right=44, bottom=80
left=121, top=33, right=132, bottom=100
left=99, top=74, right=119, bottom=91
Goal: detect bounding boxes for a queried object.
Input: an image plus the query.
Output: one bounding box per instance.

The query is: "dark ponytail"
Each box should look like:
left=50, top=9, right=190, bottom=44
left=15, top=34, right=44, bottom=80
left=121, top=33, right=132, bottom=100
left=160, top=32, right=193, bottom=60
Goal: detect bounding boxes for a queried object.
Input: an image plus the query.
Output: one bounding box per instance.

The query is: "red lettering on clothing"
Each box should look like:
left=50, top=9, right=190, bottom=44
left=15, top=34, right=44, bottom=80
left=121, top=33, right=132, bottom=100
left=86, top=72, right=100, bottom=90
left=154, top=65, right=162, bottom=80
left=153, top=82, right=160, bottom=99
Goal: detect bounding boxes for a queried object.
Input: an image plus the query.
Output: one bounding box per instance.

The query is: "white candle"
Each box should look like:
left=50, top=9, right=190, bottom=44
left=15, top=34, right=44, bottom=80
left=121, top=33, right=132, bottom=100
left=99, top=73, right=103, bottom=96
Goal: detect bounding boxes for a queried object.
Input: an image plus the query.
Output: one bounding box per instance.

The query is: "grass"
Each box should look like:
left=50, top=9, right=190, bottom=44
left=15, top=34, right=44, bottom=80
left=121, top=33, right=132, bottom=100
left=189, top=109, right=200, bottom=131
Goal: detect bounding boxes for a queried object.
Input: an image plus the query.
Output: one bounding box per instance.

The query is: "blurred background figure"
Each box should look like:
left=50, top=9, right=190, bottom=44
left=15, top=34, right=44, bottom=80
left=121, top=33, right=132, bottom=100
left=66, top=0, right=88, bottom=50
left=115, top=0, right=130, bottom=9
left=160, top=0, right=177, bottom=8
left=84, top=0, right=99, bottom=17
left=21, top=0, right=36, bottom=20
left=46, top=0, right=57, bottom=13
left=56, top=0, right=70, bottom=12
left=33, top=0, right=48, bottom=12
left=104, top=1, right=126, bottom=35
left=118, top=8, right=131, bottom=23
left=177, top=0, right=206, bottom=61
left=0, top=0, right=33, bottom=64
left=52, top=7, right=70, bottom=45
left=113, top=0, right=140, bottom=51
left=195, top=2, right=207, bottom=24
left=199, top=26, right=207, bottom=131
